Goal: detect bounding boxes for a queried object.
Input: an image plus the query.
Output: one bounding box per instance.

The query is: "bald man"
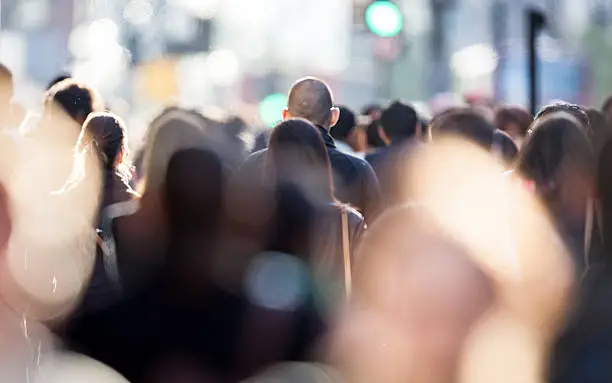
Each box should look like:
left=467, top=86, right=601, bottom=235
left=242, top=77, right=382, bottom=222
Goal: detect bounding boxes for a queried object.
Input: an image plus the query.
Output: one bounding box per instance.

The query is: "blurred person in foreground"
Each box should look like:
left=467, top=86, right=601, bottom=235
left=494, top=106, right=531, bottom=147
left=516, top=111, right=595, bottom=273
left=330, top=207, right=495, bottom=383
left=549, top=135, right=612, bottom=383
left=0, top=101, right=124, bottom=382
left=62, top=107, right=234, bottom=381
left=329, top=135, right=573, bottom=383
left=330, top=106, right=367, bottom=158
left=266, top=119, right=365, bottom=300
left=365, top=101, right=421, bottom=205
left=65, top=142, right=328, bottom=382
left=242, top=77, right=382, bottom=223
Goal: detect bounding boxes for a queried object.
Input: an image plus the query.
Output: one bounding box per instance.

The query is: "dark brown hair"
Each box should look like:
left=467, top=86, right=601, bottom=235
left=494, top=106, right=532, bottom=137
left=267, top=118, right=335, bottom=201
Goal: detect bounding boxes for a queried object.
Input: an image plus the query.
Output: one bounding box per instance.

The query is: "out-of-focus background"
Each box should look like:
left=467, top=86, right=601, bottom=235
left=0, top=0, right=604, bottom=139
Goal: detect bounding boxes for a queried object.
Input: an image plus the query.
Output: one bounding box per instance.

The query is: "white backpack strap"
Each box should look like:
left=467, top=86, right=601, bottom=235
left=340, top=208, right=352, bottom=297
left=98, top=200, right=140, bottom=289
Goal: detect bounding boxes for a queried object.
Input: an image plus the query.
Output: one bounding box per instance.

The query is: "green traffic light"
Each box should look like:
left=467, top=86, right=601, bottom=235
left=365, top=1, right=403, bottom=38
left=258, top=93, right=288, bottom=128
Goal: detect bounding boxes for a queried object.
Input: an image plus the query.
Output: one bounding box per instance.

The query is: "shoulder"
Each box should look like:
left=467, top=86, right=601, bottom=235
left=331, top=148, right=373, bottom=170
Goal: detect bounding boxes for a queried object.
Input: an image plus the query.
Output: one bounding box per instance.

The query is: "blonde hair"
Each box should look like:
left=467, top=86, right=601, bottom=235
left=140, top=108, right=211, bottom=194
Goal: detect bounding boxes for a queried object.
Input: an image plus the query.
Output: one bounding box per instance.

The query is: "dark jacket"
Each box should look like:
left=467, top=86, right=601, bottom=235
left=366, top=140, right=419, bottom=206
left=241, top=126, right=383, bottom=223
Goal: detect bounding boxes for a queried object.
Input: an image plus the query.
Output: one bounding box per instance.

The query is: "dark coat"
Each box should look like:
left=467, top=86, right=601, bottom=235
left=241, top=126, right=383, bottom=223
left=366, top=140, right=419, bottom=207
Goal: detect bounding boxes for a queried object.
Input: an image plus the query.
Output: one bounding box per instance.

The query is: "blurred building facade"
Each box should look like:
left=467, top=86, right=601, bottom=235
left=0, top=0, right=607, bottom=118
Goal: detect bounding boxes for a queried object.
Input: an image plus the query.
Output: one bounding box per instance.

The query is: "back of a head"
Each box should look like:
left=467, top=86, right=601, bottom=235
left=517, top=116, right=594, bottom=202
left=287, top=77, right=334, bottom=127
left=47, top=74, right=71, bottom=91
left=493, top=130, right=519, bottom=164
left=268, top=118, right=334, bottom=200
left=535, top=102, right=592, bottom=139
left=330, top=106, right=356, bottom=141
left=79, top=112, right=128, bottom=170
left=366, top=120, right=387, bottom=149
left=44, top=79, right=102, bottom=126
left=494, top=106, right=532, bottom=139
left=430, top=108, right=496, bottom=149
left=142, top=107, right=211, bottom=194
left=380, top=101, right=419, bottom=142
left=166, top=148, right=225, bottom=230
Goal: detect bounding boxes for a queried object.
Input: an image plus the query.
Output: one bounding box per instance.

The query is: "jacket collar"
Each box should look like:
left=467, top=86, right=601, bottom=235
left=316, top=125, right=336, bottom=149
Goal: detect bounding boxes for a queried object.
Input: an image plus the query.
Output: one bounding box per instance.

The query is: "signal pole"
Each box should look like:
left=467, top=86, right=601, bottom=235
left=527, top=9, right=546, bottom=117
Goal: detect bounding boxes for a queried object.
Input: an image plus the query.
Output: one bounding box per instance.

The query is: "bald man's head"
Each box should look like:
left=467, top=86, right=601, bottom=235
left=284, top=77, right=339, bottom=128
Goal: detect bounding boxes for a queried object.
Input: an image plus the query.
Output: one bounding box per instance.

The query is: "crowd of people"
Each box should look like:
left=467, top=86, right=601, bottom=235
left=0, top=62, right=612, bottom=382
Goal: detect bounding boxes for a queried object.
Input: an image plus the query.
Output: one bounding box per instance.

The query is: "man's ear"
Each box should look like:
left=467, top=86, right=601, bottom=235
left=329, top=107, right=340, bottom=128
left=282, top=109, right=291, bottom=121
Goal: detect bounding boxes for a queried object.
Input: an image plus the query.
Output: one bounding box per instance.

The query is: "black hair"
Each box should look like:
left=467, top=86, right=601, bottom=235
left=47, top=74, right=71, bottom=91
left=430, top=108, right=496, bottom=149
left=380, top=101, right=419, bottom=141
left=330, top=106, right=356, bottom=141
left=517, top=116, right=594, bottom=205
left=79, top=112, right=130, bottom=173
left=44, top=79, right=102, bottom=125
left=493, top=130, right=518, bottom=164
left=494, top=106, right=532, bottom=138
left=166, top=148, right=225, bottom=231
left=535, top=102, right=592, bottom=138
left=366, top=120, right=386, bottom=149
left=287, top=78, right=334, bottom=127
left=598, top=138, right=612, bottom=257
left=267, top=118, right=334, bottom=201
